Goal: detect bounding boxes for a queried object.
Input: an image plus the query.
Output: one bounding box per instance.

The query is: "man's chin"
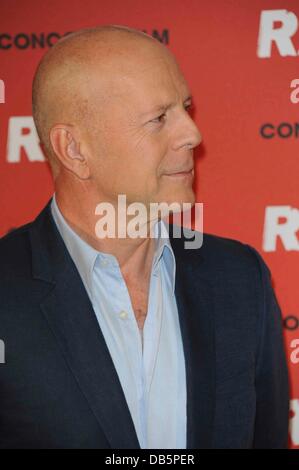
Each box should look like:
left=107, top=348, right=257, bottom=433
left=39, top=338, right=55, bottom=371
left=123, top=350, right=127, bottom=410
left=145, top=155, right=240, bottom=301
left=167, top=189, right=196, bottom=209
left=153, top=191, right=196, bottom=217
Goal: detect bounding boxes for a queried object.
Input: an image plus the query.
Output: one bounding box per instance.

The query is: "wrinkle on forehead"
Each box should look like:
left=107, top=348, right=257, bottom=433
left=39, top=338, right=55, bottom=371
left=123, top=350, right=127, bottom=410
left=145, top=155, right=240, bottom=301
left=101, top=56, right=189, bottom=111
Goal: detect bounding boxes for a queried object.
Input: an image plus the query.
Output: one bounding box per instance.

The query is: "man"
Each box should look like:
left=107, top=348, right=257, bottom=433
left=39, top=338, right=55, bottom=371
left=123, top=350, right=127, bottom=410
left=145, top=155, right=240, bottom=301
left=0, top=25, right=289, bottom=449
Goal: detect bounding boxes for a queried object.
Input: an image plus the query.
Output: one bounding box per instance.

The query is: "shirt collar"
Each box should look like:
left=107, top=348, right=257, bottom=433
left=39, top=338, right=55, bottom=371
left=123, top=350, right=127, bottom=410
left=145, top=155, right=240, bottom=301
left=151, top=217, right=176, bottom=295
left=51, top=193, right=99, bottom=300
left=50, top=194, right=176, bottom=297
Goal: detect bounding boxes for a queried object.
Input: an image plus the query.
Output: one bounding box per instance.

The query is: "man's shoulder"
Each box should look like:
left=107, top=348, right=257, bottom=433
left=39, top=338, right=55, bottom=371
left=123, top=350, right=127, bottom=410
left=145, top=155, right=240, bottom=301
left=204, top=231, right=269, bottom=278
left=202, top=231, right=260, bottom=263
left=0, top=199, right=52, bottom=282
left=170, top=225, right=269, bottom=281
left=0, top=222, right=34, bottom=281
left=203, top=231, right=270, bottom=276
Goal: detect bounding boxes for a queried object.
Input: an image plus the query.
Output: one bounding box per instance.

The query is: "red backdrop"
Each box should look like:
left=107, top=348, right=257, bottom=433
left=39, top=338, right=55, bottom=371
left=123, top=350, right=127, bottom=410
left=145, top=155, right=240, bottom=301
left=0, top=0, right=298, bottom=448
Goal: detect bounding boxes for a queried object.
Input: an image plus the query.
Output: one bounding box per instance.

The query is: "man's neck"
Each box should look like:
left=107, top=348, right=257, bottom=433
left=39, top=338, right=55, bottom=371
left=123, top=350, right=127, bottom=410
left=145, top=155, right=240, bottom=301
left=54, top=191, right=158, bottom=280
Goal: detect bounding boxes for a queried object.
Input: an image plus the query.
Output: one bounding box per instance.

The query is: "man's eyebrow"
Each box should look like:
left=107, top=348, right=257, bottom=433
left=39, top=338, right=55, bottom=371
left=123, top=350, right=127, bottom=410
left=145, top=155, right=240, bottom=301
left=140, top=95, right=193, bottom=117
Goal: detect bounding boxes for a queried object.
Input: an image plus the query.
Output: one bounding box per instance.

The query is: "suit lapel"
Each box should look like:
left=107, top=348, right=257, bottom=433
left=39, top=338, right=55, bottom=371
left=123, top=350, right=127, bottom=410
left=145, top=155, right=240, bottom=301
left=170, top=232, right=216, bottom=449
left=30, top=200, right=140, bottom=449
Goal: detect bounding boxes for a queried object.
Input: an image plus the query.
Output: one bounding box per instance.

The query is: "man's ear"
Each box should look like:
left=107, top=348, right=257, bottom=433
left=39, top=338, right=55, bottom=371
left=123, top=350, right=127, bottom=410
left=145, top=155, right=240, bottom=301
left=67, top=138, right=84, bottom=160
left=49, top=125, right=91, bottom=180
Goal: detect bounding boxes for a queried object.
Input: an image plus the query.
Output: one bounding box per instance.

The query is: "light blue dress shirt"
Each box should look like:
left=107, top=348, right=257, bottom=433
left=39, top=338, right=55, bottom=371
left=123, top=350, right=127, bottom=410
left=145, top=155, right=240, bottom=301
left=50, top=194, right=186, bottom=449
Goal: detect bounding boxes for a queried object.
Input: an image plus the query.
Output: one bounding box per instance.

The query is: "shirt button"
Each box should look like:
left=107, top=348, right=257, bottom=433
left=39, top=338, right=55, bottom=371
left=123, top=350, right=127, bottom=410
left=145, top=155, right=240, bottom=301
left=101, top=258, right=109, bottom=267
left=119, top=310, right=128, bottom=319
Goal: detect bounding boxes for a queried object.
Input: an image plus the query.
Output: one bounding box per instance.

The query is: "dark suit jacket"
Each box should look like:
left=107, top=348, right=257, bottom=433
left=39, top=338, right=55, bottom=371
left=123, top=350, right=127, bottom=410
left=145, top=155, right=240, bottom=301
left=0, top=198, right=289, bottom=449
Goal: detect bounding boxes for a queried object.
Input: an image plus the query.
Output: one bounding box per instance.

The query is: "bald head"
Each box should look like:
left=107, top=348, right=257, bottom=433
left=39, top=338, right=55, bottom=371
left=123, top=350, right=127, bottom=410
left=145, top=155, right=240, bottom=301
left=32, top=25, right=167, bottom=176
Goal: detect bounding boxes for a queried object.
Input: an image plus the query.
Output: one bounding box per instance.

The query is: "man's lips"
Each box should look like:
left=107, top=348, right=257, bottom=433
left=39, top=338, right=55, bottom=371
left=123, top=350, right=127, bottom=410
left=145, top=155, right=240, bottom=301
left=163, top=168, right=194, bottom=177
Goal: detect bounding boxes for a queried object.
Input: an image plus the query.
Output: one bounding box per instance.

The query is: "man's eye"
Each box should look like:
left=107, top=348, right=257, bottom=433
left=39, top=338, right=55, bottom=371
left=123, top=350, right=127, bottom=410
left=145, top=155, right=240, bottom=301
left=150, top=104, right=193, bottom=124
left=185, top=103, right=193, bottom=112
left=151, top=113, right=166, bottom=124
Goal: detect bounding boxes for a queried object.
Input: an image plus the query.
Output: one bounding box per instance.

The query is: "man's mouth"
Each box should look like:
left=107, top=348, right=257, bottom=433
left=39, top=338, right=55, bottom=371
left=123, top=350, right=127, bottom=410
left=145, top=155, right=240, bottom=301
left=163, top=168, right=194, bottom=178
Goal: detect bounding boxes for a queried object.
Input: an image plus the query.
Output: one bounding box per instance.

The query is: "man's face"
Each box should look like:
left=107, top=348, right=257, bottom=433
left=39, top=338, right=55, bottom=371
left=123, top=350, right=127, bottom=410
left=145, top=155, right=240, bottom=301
left=82, top=45, right=202, bottom=214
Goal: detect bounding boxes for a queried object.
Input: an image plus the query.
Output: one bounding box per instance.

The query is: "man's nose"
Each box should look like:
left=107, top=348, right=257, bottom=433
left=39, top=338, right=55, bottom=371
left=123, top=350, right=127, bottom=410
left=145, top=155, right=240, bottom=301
left=177, top=113, right=202, bottom=150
